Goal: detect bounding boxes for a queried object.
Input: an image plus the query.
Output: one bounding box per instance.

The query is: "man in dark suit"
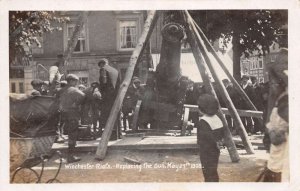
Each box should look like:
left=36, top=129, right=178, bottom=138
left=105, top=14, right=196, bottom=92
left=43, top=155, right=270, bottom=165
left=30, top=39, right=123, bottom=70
left=98, top=58, right=121, bottom=140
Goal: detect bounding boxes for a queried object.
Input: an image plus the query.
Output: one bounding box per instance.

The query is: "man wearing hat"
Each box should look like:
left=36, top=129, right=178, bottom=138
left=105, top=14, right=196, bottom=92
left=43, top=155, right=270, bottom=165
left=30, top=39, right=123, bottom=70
left=58, top=74, right=85, bottom=163
left=122, top=77, right=144, bottom=130
left=30, top=79, right=45, bottom=96
left=98, top=58, right=120, bottom=139
left=98, top=58, right=119, bottom=92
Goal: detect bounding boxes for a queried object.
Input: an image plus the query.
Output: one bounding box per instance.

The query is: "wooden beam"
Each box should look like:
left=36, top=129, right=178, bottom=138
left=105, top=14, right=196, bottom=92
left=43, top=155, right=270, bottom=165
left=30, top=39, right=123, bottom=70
left=221, top=108, right=262, bottom=118
left=184, top=104, right=263, bottom=118
left=184, top=11, right=255, bottom=154
left=192, top=18, right=265, bottom=132
left=182, top=11, right=240, bottom=162
left=192, top=19, right=262, bottom=117
left=95, top=11, right=159, bottom=160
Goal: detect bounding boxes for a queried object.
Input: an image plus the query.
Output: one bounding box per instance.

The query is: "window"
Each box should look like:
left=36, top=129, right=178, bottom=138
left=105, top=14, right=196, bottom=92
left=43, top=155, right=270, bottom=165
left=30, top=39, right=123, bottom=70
left=253, top=62, right=257, bottom=69
left=259, top=60, right=263, bottom=68
left=11, top=83, right=16, bottom=93
left=250, top=62, right=253, bottom=70
left=10, top=69, right=24, bottom=78
left=19, top=82, right=24, bottom=93
left=119, top=20, right=138, bottom=50
left=67, top=24, right=87, bottom=52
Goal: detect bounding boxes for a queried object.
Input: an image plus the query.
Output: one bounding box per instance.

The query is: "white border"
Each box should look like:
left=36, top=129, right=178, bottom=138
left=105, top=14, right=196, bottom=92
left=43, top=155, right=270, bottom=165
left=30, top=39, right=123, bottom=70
left=1, top=0, right=300, bottom=190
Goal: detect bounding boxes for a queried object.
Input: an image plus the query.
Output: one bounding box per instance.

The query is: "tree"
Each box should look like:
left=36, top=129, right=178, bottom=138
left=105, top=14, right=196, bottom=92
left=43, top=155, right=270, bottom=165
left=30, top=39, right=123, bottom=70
left=190, top=10, right=288, bottom=81
left=9, top=11, right=69, bottom=65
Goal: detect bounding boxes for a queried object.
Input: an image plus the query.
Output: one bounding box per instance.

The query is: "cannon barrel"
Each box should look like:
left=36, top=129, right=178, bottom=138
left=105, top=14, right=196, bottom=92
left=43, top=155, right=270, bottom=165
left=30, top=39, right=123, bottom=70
left=156, top=22, right=184, bottom=103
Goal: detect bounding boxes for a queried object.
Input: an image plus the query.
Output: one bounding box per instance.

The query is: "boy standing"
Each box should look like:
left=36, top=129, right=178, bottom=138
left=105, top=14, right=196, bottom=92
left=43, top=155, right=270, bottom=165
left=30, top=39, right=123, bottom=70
left=196, top=94, right=224, bottom=182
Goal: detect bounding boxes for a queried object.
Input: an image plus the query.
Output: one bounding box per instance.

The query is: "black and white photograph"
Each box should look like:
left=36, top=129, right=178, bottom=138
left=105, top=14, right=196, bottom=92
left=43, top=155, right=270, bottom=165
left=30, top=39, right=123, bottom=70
left=1, top=0, right=300, bottom=190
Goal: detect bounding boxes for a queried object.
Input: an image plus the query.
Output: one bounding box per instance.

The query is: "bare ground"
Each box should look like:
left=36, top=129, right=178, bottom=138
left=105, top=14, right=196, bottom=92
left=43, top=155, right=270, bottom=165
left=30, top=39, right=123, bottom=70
left=16, top=147, right=268, bottom=183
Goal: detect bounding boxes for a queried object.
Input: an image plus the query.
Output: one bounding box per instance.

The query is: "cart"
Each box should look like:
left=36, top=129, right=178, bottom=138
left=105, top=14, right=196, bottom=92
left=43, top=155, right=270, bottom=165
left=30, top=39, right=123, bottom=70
left=10, top=94, right=63, bottom=183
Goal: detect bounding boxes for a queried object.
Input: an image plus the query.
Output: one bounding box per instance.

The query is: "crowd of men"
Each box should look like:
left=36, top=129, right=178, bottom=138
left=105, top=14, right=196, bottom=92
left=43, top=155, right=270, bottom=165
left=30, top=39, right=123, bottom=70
left=185, top=74, right=270, bottom=136
left=185, top=48, right=288, bottom=182
left=29, top=58, right=144, bottom=163
left=28, top=49, right=288, bottom=182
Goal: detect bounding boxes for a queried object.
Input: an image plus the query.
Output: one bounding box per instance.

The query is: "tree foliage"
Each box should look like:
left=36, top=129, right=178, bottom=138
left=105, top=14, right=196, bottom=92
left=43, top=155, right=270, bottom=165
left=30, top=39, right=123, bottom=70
left=190, top=10, right=287, bottom=80
left=191, top=10, right=287, bottom=55
left=9, top=11, right=69, bottom=65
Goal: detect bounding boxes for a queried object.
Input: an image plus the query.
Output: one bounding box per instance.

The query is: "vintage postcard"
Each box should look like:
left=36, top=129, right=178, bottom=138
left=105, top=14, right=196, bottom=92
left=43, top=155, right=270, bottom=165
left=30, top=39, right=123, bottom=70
left=1, top=0, right=300, bottom=191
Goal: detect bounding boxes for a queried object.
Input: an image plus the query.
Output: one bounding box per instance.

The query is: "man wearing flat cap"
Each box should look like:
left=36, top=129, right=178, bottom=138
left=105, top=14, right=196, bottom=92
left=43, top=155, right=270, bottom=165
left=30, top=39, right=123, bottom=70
left=122, top=77, right=144, bottom=130
left=58, top=74, right=85, bottom=163
left=30, top=79, right=45, bottom=96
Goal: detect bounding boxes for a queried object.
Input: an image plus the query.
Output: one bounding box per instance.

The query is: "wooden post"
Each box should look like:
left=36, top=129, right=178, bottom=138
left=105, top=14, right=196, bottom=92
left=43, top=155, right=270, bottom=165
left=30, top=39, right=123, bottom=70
left=184, top=11, right=255, bottom=154
left=192, top=19, right=260, bottom=114
left=95, top=11, right=159, bottom=160
left=182, top=12, right=240, bottom=162
left=192, top=18, right=265, bottom=130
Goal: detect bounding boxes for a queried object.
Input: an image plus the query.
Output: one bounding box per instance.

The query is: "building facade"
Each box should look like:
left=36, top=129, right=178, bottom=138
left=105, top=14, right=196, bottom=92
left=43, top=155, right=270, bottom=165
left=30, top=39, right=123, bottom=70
left=9, top=11, right=152, bottom=94
left=240, top=55, right=265, bottom=83
left=240, top=42, right=283, bottom=83
left=10, top=11, right=235, bottom=94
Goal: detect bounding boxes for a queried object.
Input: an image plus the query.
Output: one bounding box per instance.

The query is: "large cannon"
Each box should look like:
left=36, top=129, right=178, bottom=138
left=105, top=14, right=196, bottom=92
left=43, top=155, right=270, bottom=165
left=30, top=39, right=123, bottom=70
left=139, top=12, right=190, bottom=130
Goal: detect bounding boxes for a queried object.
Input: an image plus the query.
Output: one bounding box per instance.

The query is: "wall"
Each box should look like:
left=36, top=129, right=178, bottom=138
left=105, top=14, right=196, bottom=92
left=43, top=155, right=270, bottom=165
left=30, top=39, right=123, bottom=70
left=87, top=11, right=117, bottom=53
left=11, top=11, right=152, bottom=93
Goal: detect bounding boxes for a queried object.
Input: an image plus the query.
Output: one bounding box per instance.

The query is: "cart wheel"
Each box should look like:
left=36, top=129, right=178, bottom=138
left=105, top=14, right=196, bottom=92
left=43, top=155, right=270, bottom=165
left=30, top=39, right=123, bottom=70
left=11, top=167, right=39, bottom=183
left=46, top=178, right=61, bottom=183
